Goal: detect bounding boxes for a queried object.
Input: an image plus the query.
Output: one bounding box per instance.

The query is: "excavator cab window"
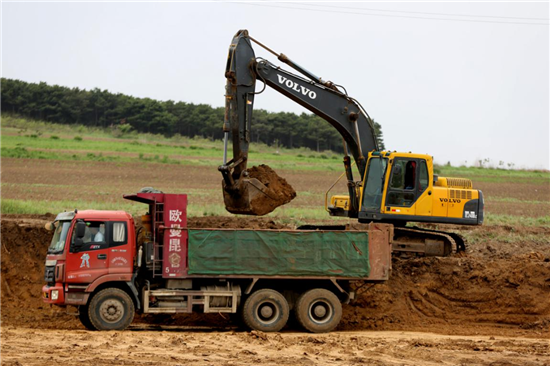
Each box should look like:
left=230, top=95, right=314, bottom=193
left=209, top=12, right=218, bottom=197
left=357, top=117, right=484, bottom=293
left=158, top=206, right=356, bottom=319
left=362, top=157, right=388, bottom=211
left=386, top=159, right=424, bottom=207
left=418, top=160, right=429, bottom=192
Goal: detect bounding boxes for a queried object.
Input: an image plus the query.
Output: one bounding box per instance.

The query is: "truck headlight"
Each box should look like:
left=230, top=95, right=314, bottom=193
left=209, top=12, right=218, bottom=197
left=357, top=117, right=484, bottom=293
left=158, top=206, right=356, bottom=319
left=45, top=259, right=57, bottom=266
left=51, top=290, right=59, bottom=300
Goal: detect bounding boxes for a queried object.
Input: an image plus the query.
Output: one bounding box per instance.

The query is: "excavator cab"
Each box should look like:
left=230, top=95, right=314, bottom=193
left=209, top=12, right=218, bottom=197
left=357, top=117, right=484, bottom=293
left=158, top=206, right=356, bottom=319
left=329, top=151, right=484, bottom=227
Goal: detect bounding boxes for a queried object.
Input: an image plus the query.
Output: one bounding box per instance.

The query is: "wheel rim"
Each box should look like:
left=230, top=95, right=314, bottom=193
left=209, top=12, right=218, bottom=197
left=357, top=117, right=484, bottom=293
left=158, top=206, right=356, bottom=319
left=308, top=299, right=333, bottom=324
left=256, top=300, right=280, bottom=325
left=99, top=299, right=125, bottom=323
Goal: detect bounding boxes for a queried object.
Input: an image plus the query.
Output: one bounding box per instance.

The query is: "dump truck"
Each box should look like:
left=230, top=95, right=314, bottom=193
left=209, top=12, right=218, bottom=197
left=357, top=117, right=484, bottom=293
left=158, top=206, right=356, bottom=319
left=43, top=190, right=392, bottom=333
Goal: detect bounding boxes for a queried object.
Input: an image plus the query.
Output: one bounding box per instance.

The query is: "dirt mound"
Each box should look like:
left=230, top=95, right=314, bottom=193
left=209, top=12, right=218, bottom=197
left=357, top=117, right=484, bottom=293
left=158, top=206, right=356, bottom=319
left=342, top=255, right=550, bottom=336
left=246, top=164, right=296, bottom=215
left=188, top=216, right=288, bottom=230
left=1, top=220, right=80, bottom=329
left=2, top=215, right=549, bottom=337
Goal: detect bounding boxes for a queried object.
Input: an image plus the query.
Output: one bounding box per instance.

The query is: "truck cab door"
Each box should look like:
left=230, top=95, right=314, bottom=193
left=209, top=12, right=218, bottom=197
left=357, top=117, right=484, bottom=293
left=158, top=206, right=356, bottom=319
left=65, top=220, right=110, bottom=284
left=107, top=221, right=132, bottom=275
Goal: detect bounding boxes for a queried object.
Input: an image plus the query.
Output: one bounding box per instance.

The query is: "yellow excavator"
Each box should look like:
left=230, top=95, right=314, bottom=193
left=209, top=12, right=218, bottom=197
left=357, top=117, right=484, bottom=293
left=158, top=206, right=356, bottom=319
left=219, top=30, right=484, bottom=256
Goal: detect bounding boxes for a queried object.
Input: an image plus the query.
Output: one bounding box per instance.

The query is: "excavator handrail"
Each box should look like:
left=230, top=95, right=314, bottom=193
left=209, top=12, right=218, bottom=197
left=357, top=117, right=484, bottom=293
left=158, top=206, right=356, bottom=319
left=324, top=160, right=357, bottom=213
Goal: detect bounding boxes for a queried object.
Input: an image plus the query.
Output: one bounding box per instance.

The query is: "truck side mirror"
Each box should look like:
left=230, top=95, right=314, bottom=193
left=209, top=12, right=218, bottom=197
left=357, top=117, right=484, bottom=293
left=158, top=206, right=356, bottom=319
left=70, top=221, right=86, bottom=253
left=76, top=221, right=86, bottom=238
left=70, top=238, right=84, bottom=253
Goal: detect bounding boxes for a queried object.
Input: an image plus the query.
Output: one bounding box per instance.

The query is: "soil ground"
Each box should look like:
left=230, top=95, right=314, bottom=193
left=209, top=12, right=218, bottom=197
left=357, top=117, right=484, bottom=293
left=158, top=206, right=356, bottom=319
left=2, top=214, right=549, bottom=365
left=1, top=157, right=549, bottom=365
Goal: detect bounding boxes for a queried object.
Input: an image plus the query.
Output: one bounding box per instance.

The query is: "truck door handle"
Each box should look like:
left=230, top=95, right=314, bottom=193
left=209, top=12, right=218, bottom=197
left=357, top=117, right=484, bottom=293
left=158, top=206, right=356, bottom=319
left=97, top=254, right=107, bottom=260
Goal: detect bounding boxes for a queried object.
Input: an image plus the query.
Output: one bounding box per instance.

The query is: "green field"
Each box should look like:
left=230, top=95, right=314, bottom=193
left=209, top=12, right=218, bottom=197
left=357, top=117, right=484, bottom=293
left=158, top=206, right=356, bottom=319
left=2, top=116, right=549, bottom=228
left=1, top=116, right=344, bottom=171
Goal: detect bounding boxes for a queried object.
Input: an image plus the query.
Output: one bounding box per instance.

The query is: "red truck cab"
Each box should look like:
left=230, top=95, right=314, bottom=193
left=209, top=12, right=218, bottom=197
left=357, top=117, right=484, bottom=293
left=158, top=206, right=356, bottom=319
left=42, top=210, right=135, bottom=307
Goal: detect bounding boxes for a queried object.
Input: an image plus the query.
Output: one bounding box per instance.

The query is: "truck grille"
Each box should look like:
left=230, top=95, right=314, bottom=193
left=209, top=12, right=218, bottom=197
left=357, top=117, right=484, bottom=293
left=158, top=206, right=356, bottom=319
left=44, top=265, right=55, bottom=283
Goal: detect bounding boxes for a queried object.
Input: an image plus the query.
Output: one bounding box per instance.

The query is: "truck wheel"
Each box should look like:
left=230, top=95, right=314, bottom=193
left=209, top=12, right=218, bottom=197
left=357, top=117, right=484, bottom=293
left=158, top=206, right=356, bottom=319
left=295, top=289, right=342, bottom=333
left=242, top=289, right=289, bottom=332
left=88, top=288, right=135, bottom=331
left=78, top=305, right=96, bottom=330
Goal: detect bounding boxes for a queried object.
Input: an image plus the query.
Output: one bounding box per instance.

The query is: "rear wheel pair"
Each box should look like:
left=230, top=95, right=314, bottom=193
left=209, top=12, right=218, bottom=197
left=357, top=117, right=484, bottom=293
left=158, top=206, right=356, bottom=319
left=242, top=288, right=342, bottom=333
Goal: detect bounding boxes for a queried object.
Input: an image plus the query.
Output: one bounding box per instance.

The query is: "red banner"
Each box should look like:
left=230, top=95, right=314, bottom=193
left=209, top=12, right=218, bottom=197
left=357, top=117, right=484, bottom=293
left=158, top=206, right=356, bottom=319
left=162, top=194, right=188, bottom=278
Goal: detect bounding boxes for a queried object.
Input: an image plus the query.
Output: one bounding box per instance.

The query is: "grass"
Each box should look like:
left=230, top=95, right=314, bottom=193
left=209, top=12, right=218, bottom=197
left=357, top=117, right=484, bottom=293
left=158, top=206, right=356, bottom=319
left=2, top=116, right=549, bottom=226
left=4, top=115, right=549, bottom=176
left=437, top=165, right=549, bottom=181
left=460, top=228, right=550, bottom=247
left=0, top=198, right=346, bottom=225
left=483, top=214, right=550, bottom=227
left=1, top=199, right=143, bottom=216
left=1, top=135, right=343, bottom=173
left=488, top=197, right=548, bottom=205
left=3, top=197, right=548, bottom=228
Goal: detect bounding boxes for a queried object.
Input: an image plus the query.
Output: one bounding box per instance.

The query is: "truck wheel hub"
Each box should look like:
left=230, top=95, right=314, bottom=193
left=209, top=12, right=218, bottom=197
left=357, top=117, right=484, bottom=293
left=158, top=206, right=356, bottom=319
left=309, top=300, right=331, bottom=323
left=313, top=304, right=327, bottom=318
left=100, top=299, right=124, bottom=322
left=260, top=304, right=274, bottom=318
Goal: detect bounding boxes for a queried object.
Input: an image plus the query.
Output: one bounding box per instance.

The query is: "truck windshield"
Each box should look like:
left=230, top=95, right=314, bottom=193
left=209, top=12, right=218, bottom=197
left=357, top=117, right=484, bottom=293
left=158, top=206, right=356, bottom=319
left=362, top=157, right=388, bottom=211
left=48, top=221, right=72, bottom=254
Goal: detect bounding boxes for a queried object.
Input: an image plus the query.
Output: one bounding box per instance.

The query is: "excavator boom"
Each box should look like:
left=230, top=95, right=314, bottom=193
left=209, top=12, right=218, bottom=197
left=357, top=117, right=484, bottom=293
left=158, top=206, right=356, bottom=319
left=220, top=29, right=378, bottom=216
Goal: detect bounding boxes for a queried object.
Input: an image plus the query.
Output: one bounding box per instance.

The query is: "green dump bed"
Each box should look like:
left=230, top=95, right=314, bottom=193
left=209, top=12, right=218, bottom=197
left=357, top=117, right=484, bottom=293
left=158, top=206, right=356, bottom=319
left=186, top=225, right=392, bottom=280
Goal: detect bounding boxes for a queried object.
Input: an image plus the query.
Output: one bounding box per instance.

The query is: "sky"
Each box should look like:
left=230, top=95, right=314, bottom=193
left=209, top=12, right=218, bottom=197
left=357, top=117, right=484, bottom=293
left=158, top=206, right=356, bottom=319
left=2, top=1, right=549, bottom=170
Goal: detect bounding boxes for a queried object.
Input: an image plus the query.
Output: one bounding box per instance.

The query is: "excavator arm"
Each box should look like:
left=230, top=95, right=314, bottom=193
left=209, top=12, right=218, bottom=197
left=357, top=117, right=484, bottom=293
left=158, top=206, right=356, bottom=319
left=220, top=29, right=379, bottom=216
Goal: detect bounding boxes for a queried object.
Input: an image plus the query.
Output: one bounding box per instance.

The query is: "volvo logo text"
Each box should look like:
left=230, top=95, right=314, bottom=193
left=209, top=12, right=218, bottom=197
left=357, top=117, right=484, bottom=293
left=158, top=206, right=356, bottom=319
left=277, top=75, right=317, bottom=99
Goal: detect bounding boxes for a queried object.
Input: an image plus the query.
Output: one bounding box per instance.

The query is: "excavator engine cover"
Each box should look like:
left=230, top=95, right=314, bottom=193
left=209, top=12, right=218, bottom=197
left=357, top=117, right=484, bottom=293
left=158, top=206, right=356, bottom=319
left=222, top=165, right=296, bottom=216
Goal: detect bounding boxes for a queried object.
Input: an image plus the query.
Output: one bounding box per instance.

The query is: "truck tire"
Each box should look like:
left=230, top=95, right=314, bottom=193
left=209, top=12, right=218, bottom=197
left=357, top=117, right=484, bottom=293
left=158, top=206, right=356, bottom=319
left=88, top=288, right=135, bottom=331
left=242, top=289, right=289, bottom=332
left=295, top=289, right=342, bottom=333
left=78, top=304, right=96, bottom=330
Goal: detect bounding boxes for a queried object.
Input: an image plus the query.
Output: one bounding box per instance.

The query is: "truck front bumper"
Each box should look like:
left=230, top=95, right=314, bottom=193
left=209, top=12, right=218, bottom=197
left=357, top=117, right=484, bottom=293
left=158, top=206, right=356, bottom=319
left=42, top=284, right=65, bottom=305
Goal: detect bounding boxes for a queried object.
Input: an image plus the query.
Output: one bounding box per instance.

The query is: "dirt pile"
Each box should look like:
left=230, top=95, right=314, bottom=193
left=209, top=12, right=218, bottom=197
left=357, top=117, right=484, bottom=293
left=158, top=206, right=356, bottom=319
left=2, top=215, right=549, bottom=337
left=1, top=217, right=80, bottom=329
left=342, top=255, right=550, bottom=336
left=188, top=216, right=287, bottom=230
left=246, top=164, right=296, bottom=216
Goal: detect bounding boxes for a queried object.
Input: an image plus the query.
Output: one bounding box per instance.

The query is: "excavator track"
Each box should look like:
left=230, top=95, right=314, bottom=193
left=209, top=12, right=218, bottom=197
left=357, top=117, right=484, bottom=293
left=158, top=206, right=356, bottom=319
left=392, top=226, right=466, bottom=257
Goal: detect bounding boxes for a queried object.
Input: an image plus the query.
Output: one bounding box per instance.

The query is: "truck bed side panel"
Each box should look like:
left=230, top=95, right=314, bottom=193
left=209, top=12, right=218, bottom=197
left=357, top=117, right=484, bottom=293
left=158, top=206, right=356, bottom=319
left=187, top=230, right=370, bottom=278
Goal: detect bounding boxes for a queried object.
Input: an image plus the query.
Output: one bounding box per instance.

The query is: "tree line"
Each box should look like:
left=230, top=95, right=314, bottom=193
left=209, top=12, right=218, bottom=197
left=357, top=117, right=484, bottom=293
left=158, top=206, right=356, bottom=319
left=1, top=78, right=385, bottom=152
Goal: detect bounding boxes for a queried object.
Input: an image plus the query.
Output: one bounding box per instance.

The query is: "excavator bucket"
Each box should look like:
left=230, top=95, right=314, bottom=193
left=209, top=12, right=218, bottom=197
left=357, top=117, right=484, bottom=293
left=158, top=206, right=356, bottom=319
left=222, top=165, right=296, bottom=216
